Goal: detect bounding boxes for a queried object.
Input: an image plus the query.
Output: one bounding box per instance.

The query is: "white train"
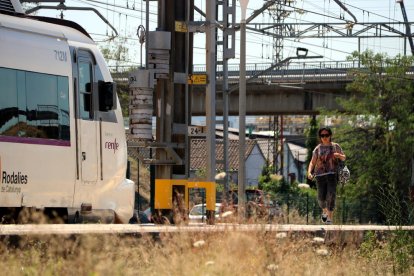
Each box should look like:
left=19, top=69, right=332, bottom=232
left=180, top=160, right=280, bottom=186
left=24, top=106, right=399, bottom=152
left=0, top=0, right=135, bottom=223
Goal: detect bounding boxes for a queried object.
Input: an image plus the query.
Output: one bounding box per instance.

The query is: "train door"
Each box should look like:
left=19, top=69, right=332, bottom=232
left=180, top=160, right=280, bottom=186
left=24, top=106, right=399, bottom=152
left=77, top=50, right=98, bottom=183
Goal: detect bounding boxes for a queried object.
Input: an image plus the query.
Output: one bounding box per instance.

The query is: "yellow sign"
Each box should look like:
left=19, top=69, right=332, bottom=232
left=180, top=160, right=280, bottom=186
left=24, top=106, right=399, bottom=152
left=188, top=74, right=207, bottom=85
left=175, top=21, right=188, bottom=32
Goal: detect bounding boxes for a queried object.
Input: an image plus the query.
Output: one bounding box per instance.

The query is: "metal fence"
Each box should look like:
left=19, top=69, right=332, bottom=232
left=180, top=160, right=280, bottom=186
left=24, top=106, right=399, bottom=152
left=111, top=60, right=414, bottom=85
left=275, top=193, right=387, bottom=225
left=194, top=60, right=357, bottom=84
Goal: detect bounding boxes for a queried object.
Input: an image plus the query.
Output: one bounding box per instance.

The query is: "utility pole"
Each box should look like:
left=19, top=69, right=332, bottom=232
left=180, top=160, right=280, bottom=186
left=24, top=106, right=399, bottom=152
left=238, top=0, right=249, bottom=220
left=154, top=0, right=193, bottom=179
left=273, top=115, right=278, bottom=173
left=268, top=0, right=295, bottom=64
left=397, top=0, right=414, bottom=55
left=205, top=0, right=216, bottom=181
left=267, top=1, right=295, bottom=180
left=216, top=0, right=236, bottom=202
left=280, top=116, right=284, bottom=176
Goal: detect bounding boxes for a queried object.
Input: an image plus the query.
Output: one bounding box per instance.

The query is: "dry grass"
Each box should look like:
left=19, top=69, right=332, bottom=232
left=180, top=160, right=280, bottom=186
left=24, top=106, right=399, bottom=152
left=0, top=230, right=412, bottom=275
left=118, top=158, right=414, bottom=275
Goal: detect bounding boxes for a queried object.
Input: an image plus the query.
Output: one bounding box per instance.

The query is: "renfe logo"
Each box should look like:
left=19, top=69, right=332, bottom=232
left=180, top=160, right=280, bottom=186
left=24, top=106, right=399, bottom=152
left=105, top=138, right=119, bottom=154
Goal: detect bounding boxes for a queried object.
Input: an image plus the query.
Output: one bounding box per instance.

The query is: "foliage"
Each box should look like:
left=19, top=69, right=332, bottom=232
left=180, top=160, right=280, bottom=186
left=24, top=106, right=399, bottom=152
left=99, top=39, right=129, bottom=69
left=258, top=164, right=288, bottom=195
left=304, top=115, right=319, bottom=187
left=100, top=40, right=135, bottom=117
left=331, top=50, right=414, bottom=224
left=305, top=115, right=319, bottom=165
left=359, top=230, right=414, bottom=274
left=388, top=231, right=414, bottom=274
left=195, top=168, right=207, bottom=179
left=286, top=185, right=318, bottom=218
left=259, top=164, right=318, bottom=217
left=117, top=81, right=130, bottom=117
left=258, top=163, right=273, bottom=190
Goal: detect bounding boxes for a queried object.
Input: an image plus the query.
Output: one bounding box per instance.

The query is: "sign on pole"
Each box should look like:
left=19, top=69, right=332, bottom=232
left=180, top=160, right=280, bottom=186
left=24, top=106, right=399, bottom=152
left=175, top=21, right=188, bottom=32
left=188, top=126, right=207, bottom=137
left=188, top=74, right=208, bottom=85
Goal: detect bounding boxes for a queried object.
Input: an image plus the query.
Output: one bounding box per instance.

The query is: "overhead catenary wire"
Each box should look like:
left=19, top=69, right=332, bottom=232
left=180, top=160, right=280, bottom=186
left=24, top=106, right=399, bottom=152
left=55, top=1, right=414, bottom=70
left=242, top=1, right=410, bottom=63
left=74, top=0, right=156, bottom=20
left=84, top=0, right=157, bottom=14
left=339, top=1, right=405, bottom=23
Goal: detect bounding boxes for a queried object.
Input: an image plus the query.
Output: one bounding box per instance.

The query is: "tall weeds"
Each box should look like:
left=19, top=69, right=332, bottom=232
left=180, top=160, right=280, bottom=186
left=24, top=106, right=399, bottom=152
left=360, top=185, right=414, bottom=274
left=0, top=230, right=412, bottom=275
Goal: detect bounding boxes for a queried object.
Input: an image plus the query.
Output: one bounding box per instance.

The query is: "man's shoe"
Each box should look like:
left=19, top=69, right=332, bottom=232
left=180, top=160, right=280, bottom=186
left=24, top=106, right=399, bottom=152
left=321, top=214, right=328, bottom=223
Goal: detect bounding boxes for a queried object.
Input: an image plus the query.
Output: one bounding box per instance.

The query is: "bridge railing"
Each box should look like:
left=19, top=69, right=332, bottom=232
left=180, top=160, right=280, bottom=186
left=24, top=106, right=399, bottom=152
left=194, top=60, right=360, bottom=84
left=110, top=60, right=414, bottom=84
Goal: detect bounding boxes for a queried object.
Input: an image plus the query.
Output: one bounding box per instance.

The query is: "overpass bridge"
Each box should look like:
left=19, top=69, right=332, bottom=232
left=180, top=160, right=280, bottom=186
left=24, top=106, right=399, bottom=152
left=192, top=60, right=354, bottom=115
left=112, top=60, right=414, bottom=115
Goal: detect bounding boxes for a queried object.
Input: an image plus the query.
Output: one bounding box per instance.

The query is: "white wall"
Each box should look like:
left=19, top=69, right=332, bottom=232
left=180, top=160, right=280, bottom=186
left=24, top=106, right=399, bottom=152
left=282, top=143, right=307, bottom=183
left=245, top=145, right=266, bottom=187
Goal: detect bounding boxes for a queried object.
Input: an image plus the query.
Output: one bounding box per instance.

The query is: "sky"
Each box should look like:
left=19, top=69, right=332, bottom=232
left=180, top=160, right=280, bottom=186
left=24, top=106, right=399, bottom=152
left=25, top=0, right=414, bottom=68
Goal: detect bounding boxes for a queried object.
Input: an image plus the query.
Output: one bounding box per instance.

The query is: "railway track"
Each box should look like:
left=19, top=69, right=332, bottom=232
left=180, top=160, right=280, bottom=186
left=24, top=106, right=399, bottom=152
left=1, top=224, right=413, bottom=236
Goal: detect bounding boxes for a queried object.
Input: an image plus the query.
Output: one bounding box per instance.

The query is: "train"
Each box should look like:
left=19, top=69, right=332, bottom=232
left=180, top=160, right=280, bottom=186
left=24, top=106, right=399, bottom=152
left=0, top=0, right=135, bottom=223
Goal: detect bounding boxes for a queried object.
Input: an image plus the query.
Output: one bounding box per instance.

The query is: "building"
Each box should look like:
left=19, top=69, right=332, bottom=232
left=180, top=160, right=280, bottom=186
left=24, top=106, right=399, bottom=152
left=283, top=142, right=308, bottom=183
left=190, top=139, right=266, bottom=187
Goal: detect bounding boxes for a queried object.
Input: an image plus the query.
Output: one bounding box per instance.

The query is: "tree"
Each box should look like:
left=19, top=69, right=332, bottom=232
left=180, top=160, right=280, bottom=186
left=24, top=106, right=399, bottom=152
left=336, top=51, right=414, bottom=224
left=99, top=38, right=129, bottom=71
left=100, top=40, right=135, bottom=117
left=305, top=115, right=319, bottom=187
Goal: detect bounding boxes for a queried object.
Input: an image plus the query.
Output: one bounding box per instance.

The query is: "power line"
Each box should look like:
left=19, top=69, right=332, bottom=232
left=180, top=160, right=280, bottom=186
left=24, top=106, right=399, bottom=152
left=305, top=1, right=342, bottom=20
left=73, top=0, right=156, bottom=20
left=84, top=0, right=157, bottom=14
left=338, top=1, right=403, bottom=23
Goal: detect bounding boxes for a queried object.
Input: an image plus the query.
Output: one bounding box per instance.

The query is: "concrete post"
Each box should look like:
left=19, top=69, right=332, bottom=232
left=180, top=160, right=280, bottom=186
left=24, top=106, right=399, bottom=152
left=238, top=0, right=249, bottom=219
left=206, top=0, right=216, bottom=181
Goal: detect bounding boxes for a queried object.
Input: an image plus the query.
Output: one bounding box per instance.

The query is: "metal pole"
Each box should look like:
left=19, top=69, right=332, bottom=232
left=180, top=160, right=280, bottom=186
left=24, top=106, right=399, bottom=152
left=185, top=0, right=190, bottom=178
left=306, top=192, right=309, bottom=225
left=221, top=0, right=235, bottom=199
left=274, top=115, right=278, bottom=173
left=206, top=0, right=216, bottom=181
left=150, top=148, right=155, bottom=215
left=222, top=0, right=230, bottom=200
left=280, top=116, right=284, bottom=176
left=223, top=62, right=230, bottom=196
left=138, top=149, right=140, bottom=211
left=145, top=0, right=149, bottom=69
left=398, top=0, right=414, bottom=55
left=238, top=0, right=249, bottom=220
left=358, top=37, right=361, bottom=68
left=287, top=192, right=290, bottom=224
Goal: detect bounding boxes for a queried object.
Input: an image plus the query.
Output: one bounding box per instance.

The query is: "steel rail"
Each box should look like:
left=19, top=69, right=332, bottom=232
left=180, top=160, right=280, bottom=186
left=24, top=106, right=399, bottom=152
left=1, top=224, right=414, bottom=236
